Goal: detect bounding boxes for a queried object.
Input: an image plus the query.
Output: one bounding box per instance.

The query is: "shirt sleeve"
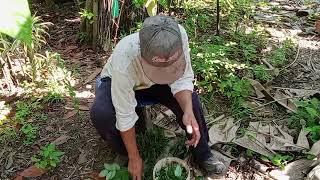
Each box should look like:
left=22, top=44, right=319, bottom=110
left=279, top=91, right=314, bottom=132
left=169, top=25, right=195, bottom=95
left=111, top=70, right=139, bottom=132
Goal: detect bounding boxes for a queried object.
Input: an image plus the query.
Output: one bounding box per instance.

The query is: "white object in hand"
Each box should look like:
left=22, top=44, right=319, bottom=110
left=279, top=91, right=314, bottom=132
left=186, top=125, right=193, bottom=134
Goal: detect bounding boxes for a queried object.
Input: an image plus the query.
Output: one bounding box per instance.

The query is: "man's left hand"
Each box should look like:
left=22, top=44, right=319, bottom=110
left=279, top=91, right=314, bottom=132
left=182, top=112, right=200, bottom=147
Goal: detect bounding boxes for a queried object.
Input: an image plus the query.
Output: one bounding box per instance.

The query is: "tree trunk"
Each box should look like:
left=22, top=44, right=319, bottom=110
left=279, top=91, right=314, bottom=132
left=81, top=0, right=148, bottom=51
left=85, top=0, right=93, bottom=42
left=92, top=0, right=99, bottom=49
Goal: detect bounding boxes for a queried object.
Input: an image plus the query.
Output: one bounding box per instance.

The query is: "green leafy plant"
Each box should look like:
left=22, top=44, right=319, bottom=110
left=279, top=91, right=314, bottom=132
left=21, top=124, right=38, bottom=144
left=77, top=31, right=89, bottom=43
left=262, top=154, right=294, bottom=170
left=43, top=91, right=64, bottom=104
left=155, top=163, right=188, bottom=180
left=253, top=64, right=272, bottom=81
left=79, top=9, right=94, bottom=24
left=15, top=101, right=41, bottom=123
left=99, top=163, right=130, bottom=180
left=0, top=0, right=32, bottom=46
left=218, top=76, right=252, bottom=100
left=289, top=98, right=320, bottom=143
left=31, top=143, right=64, bottom=169
left=270, top=38, right=296, bottom=67
left=137, top=127, right=169, bottom=179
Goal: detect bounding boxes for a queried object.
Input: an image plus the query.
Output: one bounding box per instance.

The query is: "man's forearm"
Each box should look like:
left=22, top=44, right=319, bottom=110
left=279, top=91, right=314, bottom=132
left=174, top=90, right=193, bottom=114
left=120, top=127, right=140, bottom=158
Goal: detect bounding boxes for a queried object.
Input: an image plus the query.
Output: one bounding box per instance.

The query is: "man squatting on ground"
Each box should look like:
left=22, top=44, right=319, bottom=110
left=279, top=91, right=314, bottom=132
left=90, top=15, right=227, bottom=180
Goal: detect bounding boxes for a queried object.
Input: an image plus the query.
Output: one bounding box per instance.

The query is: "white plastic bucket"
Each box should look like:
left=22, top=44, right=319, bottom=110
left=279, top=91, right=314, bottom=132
left=153, top=157, right=191, bottom=180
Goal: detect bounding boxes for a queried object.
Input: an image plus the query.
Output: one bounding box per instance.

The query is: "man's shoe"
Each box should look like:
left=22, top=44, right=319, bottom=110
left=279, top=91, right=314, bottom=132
left=198, top=155, right=226, bottom=175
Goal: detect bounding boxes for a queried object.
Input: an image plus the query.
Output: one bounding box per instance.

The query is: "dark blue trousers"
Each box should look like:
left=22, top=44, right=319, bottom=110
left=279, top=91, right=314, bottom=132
left=90, top=77, right=211, bottom=162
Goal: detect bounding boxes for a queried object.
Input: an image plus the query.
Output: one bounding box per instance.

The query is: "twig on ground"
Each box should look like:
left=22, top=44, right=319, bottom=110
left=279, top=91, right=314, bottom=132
left=280, top=43, right=300, bottom=72
left=206, top=114, right=225, bottom=126
left=261, top=59, right=274, bottom=69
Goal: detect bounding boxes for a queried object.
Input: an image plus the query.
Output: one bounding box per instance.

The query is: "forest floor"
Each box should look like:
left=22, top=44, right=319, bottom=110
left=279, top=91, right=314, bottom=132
left=1, top=0, right=320, bottom=180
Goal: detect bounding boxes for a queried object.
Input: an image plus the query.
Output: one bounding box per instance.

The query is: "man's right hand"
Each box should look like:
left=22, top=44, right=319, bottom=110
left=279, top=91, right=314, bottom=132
left=128, top=155, right=143, bottom=180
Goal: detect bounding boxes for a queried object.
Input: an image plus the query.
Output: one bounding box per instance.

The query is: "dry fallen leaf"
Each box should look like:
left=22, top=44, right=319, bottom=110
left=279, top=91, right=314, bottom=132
left=52, top=135, right=71, bottom=145
left=87, top=171, right=105, bottom=180
left=79, top=105, right=90, bottom=111
left=308, top=140, right=320, bottom=156
left=63, top=110, right=77, bottom=120
left=77, top=151, right=87, bottom=164
left=208, top=117, right=239, bottom=145
left=315, top=20, right=320, bottom=33
left=15, top=166, right=47, bottom=179
left=5, top=152, right=14, bottom=169
left=84, top=68, right=102, bottom=84
left=248, top=79, right=273, bottom=100
left=297, top=129, right=310, bottom=149
left=274, top=89, right=297, bottom=112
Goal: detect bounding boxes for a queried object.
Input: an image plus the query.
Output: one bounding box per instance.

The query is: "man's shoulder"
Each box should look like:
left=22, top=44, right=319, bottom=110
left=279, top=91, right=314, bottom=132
left=108, top=32, right=140, bottom=73
left=116, top=32, right=140, bottom=49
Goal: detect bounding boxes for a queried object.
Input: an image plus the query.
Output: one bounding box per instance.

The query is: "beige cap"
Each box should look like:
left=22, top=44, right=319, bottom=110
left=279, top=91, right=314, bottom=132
left=139, top=15, right=186, bottom=84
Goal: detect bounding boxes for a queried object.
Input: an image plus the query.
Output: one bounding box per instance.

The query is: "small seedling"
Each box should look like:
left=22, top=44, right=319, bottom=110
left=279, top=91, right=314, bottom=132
left=43, top=91, right=64, bottom=103
left=31, top=143, right=64, bottom=169
left=21, top=124, right=38, bottom=145
left=15, top=101, right=41, bottom=123
left=99, top=163, right=130, bottom=180
left=15, top=101, right=32, bottom=122
left=263, top=154, right=294, bottom=170
left=79, top=9, right=94, bottom=24
left=253, top=65, right=272, bottom=82
left=156, top=163, right=188, bottom=180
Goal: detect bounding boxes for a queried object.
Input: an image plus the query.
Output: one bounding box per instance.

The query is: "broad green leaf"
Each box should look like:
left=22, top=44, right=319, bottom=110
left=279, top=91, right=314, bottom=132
left=174, top=165, right=182, bottom=177
left=99, top=169, right=109, bottom=177
left=106, top=170, right=116, bottom=179
left=0, top=0, right=32, bottom=46
left=145, top=0, right=157, bottom=16
left=49, top=160, right=57, bottom=167
left=39, top=161, right=48, bottom=169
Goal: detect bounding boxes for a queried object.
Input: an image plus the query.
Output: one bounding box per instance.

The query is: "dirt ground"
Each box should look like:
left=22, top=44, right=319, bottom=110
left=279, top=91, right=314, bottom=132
left=1, top=1, right=320, bottom=180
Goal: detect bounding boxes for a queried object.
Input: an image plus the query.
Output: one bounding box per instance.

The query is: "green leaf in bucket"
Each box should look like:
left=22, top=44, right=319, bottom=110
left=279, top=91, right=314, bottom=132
left=0, top=0, right=32, bottom=46
left=174, top=164, right=182, bottom=177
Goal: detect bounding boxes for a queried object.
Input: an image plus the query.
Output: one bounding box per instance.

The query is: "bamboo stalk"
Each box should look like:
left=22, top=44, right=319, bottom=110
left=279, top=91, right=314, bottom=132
left=92, top=0, right=99, bottom=49
left=86, top=0, right=93, bottom=42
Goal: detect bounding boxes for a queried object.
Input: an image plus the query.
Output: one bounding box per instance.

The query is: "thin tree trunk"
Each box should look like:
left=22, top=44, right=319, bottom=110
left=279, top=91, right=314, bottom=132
left=216, top=0, right=220, bottom=35
left=86, top=0, right=93, bottom=42
left=92, top=0, right=99, bottom=49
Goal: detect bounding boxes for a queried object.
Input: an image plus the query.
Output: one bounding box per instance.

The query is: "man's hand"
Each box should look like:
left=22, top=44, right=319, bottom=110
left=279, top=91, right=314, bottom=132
left=128, top=155, right=143, bottom=180
left=120, top=127, right=143, bottom=180
left=183, top=112, right=201, bottom=147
